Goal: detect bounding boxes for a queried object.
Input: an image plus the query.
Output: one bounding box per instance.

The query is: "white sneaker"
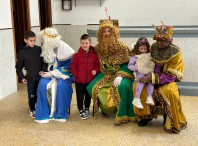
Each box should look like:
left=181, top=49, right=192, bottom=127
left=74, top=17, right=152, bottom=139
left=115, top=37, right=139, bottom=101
left=54, top=119, right=67, bottom=122
left=146, top=96, right=154, bottom=105
left=35, top=119, right=49, bottom=124
left=29, top=110, right=36, bottom=118
left=132, top=98, right=144, bottom=109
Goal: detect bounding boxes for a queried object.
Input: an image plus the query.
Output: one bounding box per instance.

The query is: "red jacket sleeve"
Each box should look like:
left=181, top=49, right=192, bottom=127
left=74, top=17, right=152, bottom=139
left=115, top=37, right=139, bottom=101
left=70, top=53, right=78, bottom=77
left=93, top=56, right=100, bottom=74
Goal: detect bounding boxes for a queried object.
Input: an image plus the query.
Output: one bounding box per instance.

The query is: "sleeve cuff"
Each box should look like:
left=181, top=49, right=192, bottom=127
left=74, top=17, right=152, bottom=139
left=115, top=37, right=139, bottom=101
left=116, top=71, right=135, bottom=82
left=151, top=72, right=159, bottom=85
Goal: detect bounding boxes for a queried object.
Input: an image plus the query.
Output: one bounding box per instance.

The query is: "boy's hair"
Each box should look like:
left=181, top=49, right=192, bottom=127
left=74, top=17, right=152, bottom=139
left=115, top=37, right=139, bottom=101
left=130, top=37, right=150, bottom=56
left=24, top=31, right=36, bottom=40
left=80, top=34, right=91, bottom=42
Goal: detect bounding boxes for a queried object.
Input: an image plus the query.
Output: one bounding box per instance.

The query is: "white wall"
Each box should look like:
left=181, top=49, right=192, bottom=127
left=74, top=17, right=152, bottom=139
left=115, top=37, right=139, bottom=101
left=52, top=0, right=198, bottom=26
left=53, top=25, right=198, bottom=82
left=29, top=0, right=40, bottom=26
left=0, top=1, right=17, bottom=100
left=0, top=1, right=12, bottom=28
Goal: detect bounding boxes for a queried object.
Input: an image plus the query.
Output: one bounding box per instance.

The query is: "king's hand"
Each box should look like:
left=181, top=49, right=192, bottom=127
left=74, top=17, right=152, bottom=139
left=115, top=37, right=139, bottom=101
left=113, top=76, right=123, bottom=87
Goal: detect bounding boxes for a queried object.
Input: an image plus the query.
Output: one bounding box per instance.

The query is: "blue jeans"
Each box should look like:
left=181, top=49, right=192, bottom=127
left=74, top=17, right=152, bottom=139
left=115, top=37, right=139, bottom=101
left=27, top=80, right=39, bottom=111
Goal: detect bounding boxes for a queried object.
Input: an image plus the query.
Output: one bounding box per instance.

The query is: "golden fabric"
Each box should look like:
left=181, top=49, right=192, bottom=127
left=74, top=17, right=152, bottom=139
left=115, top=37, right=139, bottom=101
left=151, top=53, right=184, bottom=83
left=133, top=82, right=187, bottom=133
left=133, top=83, right=157, bottom=120
left=165, top=53, right=184, bottom=82
left=134, top=46, right=187, bottom=133
left=107, top=88, right=114, bottom=107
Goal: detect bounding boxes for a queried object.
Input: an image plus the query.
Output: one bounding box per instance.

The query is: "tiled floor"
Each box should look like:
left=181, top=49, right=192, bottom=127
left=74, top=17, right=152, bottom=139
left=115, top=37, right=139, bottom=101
left=0, top=83, right=197, bottom=146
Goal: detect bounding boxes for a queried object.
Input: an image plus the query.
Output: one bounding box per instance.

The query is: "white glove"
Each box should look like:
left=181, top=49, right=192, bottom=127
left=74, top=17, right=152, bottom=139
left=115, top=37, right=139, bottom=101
left=22, top=67, right=27, bottom=76
left=113, top=76, right=123, bottom=87
left=50, top=69, right=70, bottom=80
left=41, top=72, right=53, bottom=78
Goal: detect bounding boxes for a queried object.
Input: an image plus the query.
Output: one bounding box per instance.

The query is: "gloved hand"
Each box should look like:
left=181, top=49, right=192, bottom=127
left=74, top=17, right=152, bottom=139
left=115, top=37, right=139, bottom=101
left=113, top=76, right=123, bottom=87
left=41, top=72, right=53, bottom=78
left=50, top=69, right=70, bottom=80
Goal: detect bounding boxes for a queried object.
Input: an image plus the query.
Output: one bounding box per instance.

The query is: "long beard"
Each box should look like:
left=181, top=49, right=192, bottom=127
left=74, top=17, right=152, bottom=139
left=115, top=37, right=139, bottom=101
left=41, top=44, right=56, bottom=64
left=40, top=36, right=60, bottom=64
left=99, top=35, right=117, bottom=56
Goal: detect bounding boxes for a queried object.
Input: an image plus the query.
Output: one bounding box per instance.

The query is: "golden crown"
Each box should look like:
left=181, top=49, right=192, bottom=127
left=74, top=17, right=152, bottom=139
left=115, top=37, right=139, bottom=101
left=99, top=20, right=113, bottom=28
left=43, top=27, right=59, bottom=38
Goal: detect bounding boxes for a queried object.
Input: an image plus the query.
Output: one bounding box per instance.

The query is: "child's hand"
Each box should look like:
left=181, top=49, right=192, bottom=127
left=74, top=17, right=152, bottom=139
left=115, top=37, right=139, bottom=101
left=39, top=71, right=44, bottom=75
left=92, top=70, right=96, bottom=76
left=22, top=79, right=28, bottom=84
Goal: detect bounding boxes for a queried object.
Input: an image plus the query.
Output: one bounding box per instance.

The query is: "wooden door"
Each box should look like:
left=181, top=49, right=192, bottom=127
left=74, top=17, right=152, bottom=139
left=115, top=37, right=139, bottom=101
left=12, top=0, right=31, bottom=53
left=39, top=0, right=52, bottom=30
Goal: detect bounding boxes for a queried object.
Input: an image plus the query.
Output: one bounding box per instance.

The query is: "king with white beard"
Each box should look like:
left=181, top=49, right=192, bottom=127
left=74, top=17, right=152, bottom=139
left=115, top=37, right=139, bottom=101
left=35, top=28, right=75, bottom=123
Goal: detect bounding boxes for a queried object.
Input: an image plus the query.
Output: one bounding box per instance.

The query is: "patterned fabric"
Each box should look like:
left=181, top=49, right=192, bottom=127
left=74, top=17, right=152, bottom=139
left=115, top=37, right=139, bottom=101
left=86, top=45, right=135, bottom=124
left=151, top=43, right=181, bottom=63
left=133, top=41, right=187, bottom=133
left=133, top=82, right=187, bottom=134
left=154, top=84, right=187, bottom=133
left=152, top=22, right=173, bottom=43
left=95, top=40, right=131, bottom=68
left=99, top=20, right=113, bottom=28
left=151, top=72, right=159, bottom=84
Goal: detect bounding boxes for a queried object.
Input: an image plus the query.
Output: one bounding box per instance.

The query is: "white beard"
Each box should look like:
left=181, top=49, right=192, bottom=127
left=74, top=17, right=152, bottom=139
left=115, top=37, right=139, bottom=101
left=41, top=35, right=61, bottom=64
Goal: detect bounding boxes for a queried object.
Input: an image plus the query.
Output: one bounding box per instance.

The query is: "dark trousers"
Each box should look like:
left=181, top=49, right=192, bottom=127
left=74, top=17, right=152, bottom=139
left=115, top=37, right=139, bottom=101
left=27, top=80, right=39, bottom=111
left=75, top=82, right=91, bottom=111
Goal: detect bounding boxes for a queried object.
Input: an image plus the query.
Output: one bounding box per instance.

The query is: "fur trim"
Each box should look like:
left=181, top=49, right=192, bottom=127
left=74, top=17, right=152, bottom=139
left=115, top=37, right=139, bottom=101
left=135, top=53, right=155, bottom=74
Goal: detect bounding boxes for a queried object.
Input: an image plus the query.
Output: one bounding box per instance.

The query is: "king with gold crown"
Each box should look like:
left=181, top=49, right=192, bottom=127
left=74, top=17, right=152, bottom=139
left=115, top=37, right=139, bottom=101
left=35, top=27, right=75, bottom=124
left=86, top=11, right=136, bottom=124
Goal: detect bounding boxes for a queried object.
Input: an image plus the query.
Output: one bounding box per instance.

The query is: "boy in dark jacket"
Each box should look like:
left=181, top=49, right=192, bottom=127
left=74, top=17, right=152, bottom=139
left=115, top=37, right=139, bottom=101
left=15, top=31, right=46, bottom=118
left=70, top=34, right=99, bottom=119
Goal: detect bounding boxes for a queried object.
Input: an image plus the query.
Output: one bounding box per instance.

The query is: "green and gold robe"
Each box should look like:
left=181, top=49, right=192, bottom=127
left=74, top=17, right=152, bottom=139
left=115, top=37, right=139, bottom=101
left=87, top=41, right=135, bottom=124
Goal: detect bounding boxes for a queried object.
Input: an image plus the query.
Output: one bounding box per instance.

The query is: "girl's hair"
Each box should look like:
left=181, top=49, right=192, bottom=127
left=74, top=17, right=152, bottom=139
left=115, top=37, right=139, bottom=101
left=130, top=37, right=150, bottom=56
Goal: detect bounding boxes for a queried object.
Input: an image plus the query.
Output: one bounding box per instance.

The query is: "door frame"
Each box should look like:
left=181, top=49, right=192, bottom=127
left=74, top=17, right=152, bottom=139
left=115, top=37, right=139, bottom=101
left=38, top=0, right=52, bottom=30
left=10, top=0, right=31, bottom=90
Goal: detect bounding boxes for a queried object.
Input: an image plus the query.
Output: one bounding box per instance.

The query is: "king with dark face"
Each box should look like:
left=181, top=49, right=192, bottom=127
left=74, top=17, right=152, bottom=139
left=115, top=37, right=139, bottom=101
left=134, top=22, right=187, bottom=133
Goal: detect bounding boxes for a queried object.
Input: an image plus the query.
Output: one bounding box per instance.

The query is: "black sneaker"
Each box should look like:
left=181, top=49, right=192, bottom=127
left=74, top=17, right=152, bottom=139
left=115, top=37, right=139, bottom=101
left=138, top=119, right=148, bottom=127
left=85, top=108, right=90, bottom=117
left=29, top=110, right=36, bottom=118
left=79, top=110, right=88, bottom=120
left=163, top=114, right=167, bottom=125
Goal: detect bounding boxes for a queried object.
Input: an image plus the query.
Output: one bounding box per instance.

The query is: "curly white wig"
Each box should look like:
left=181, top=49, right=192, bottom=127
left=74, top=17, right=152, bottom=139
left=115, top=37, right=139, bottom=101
left=37, top=28, right=61, bottom=64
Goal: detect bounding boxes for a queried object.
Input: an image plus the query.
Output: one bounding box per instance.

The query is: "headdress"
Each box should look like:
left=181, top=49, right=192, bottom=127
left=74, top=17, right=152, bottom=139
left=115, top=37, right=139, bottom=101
left=38, top=27, right=61, bottom=64
left=137, top=38, right=149, bottom=43
left=99, top=7, right=113, bottom=28
left=43, top=27, right=59, bottom=38
left=152, top=21, right=173, bottom=43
